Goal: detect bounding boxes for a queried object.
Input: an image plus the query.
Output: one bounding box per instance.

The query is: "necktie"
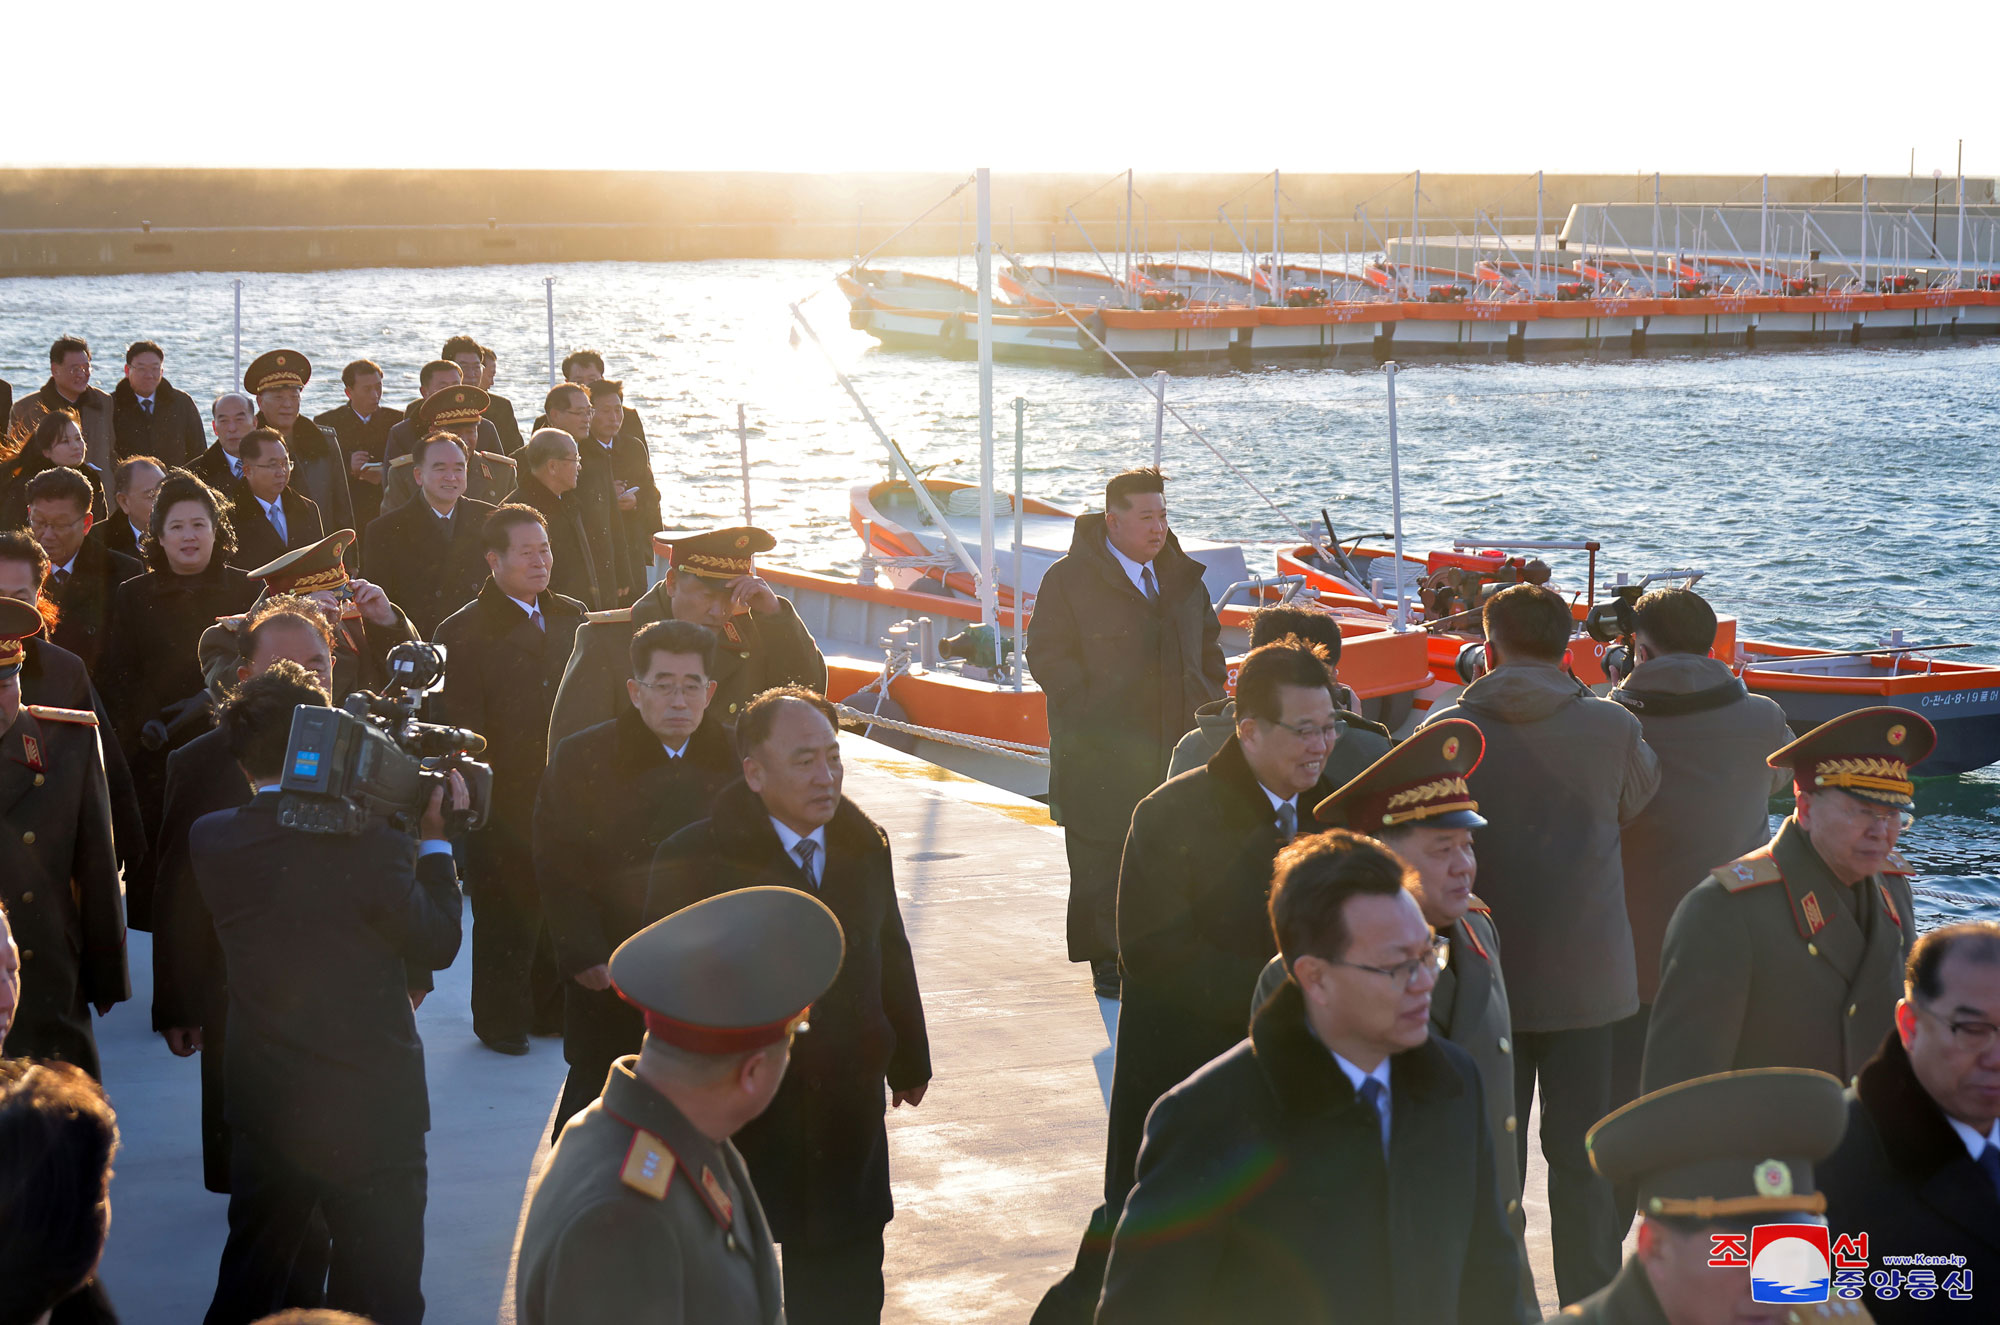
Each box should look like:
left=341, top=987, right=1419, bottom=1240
left=527, top=607, right=544, bottom=632
left=794, top=839, right=820, bottom=887
left=141, top=398, right=153, bottom=415
left=1141, top=565, right=1158, bottom=601
left=1357, top=1077, right=1388, bottom=1157
left=267, top=501, right=287, bottom=543
left=1276, top=801, right=1297, bottom=842
left=1979, top=1142, right=2000, bottom=1199
left=51, top=567, right=71, bottom=596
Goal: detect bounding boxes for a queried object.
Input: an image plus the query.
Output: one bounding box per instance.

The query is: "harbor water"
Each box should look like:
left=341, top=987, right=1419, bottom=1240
left=5, top=256, right=1996, bottom=923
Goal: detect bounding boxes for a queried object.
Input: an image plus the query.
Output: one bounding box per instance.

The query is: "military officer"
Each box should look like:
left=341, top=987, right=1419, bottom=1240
left=381, top=388, right=517, bottom=512
left=196, top=529, right=419, bottom=703
left=0, top=596, right=126, bottom=1078
left=548, top=527, right=826, bottom=748
left=514, top=885, right=846, bottom=1325
left=1259, top=717, right=1537, bottom=1314
left=244, top=349, right=354, bottom=538
left=1559, top=1067, right=1867, bottom=1324
left=1643, top=707, right=1930, bottom=1094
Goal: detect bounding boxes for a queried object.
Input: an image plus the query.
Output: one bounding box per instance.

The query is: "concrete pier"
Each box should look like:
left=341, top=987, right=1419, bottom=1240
left=88, top=733, right=1574, bottom=1322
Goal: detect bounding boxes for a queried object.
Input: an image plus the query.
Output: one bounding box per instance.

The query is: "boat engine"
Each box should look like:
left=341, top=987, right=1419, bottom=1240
left=1555, top=282, right=1594, bottom=301
left=1284, top=287, right=1330, bottom=307
left=1426, top=284, right=1468, bottom=304
left=1673, top=279, right=1711, bottom=298
left=1140, top=289, right=1188, bottom=311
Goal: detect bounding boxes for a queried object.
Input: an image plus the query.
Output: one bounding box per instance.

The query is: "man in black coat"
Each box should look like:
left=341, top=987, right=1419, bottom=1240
left=377, top=365, right=511, bottom=512
left=1024, top=467, right=1226, bottom=998
left=1097, top=830, right=1528, bottom=1324
left=585, top=378, right=662, bottom=594
left=1035, top=639, right=1350, bottom=1325
left=507, top=428, right=602, bottom=611
left=433, top=505, right=586, bottom=1054
left=192, top=666, right=465, bottom=1325
left=1820, top=922, right=2000, bottom=1321
left=228, top=429, right=323, bottom=572
left=314, top=359, right=401, bottom=536
left=152, top=602, right=335, bottom=1193
left=542, top=381, right=632, bottom=607
left=188, top=391, right=256, bottom=491
left=109, top=340, right=204, bottom=467
left=96, top=455, right=164, bottom=564
left=646, top=688, right=931, bottom=1325
left=25, top=466, right=140, bottom=675
left=363, top=434, right=496, bottom=640
left=534, top=618, right=734, bottom=1133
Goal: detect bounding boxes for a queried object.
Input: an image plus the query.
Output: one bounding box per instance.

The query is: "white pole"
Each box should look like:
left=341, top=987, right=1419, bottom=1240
left=1861, top=175, right=1870, bottom=290
left=1653, top=173, right=1662, bottom=287
left=1151, top=371, right=1168, bottom=466
left=1411, top=170, right=1421, bottom=296
left=1534, top=171, right=1544, bottom=298
left=976, top=168, right=999, bottom=636
left=1956, top=155, right=1966, bottom=283
left=737, top=403, right=753, bottom=526
left=1759, top=173, right=1769, bottom=291
left=1125, top=167, right=1135, bottom=309
left=1273, top=168, right=1284, bottom=304
left=1385, top=361, right=1409, bottom=630
left=232, top=279, right=243, bottom=384
left=1012, top=396, right=1026, bottom=691
left=544, top=277, right=557, bottom=386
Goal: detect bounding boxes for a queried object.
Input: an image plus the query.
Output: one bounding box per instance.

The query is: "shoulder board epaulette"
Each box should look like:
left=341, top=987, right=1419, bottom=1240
left=1465, top=894, right=1491, bottom=916
left=387, top=454, right=413, bottom=471
left=618, top=1128, right=675, bottom=1200
left=1881, top=849, right=1913, bottom=876
left=721, top=619, right=747, bottom=646
left=1715, top=851, right=1783, bottom=892
left=1877, top=882, right=1904, bottom=928
left=585, top=608, right=634, bottom=625
left=25, top=705, right=98, bottom=727
left=475, top=450, right=516, bottom=469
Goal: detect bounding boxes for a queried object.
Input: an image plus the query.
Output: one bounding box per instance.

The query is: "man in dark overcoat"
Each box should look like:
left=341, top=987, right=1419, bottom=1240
left=362, top=434, right=496, bottom=640
left=541, top=381, right=631, bottom=604
left=1819, top=922, right=2000, bottom=1323
left=379, top=388, right=517, bottom=514
left=109, top=339, right=204, bottom=467
left=433, top=504, right=586, bottom=1054
left=645, top=688, right=930, bottom=1325
left=1034, top=639, right=1348, bottom=1325
left=1095, top=831, right=1529, bottom=1325
left=507, top=428, right=603, bottom=611
left=26, top=465, right=141, bottom=675
left=0, top=597, right=126, bottom=1080
left=227, top=429, right=324, bottom=572
left=1024, top=466, right=1226, bottom=999
left=549, top=527, right=824, bottom=747
left=313, top=359, right=401, bottom=535
left=535, top=618, right=735, bottom=1133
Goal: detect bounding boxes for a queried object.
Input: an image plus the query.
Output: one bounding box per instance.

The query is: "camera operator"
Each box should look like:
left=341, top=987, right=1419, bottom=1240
left=192, top=664, right=466, bottom=1325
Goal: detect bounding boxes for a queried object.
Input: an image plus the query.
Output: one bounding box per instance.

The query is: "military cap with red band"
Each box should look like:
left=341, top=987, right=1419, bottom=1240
left=245, top=349, right=312, bottom=395
left=611, top=886, right=844, bottom=1055
left=1314, top=717, right=1488, bottom=831
left=0, top=596, right=44, bottom=681
left=244, top=529, right=356, bottom=595
left=665, top=525, right=777, bottom=580
left=417, top=385, right=491, bottom=430
left=1768, top=705, right=1935, bottom=809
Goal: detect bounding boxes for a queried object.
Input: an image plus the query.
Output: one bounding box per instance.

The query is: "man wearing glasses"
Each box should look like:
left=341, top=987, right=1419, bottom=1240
left=1035, top=638, right=1354, bottom=1324
left=26, top=466, right=139, bottom=675
left=1644, top=706, right=1931, bottom=1096
left=228, top=428, right=324, bottom=571
left=1095, top=830, right=1531, bottom=1324
left=1821, top=921, right=2000, bottom=1321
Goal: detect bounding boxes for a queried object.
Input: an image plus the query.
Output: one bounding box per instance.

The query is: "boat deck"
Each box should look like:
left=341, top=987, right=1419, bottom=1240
left=93, top=734, right=1575, bottom=1322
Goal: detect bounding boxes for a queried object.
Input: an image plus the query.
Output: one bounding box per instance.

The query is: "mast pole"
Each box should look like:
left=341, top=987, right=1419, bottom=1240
left=1534, top=171, right=1544, bottom=298
left=544, top=277, right=557, bottom=386
left=232, top=279, right=243, bottom=384
left=1273, top=168, right=1284, bottom=304
left=737, top=404, right=753, bottom=526
left=1956, top=140, right=1966, bottom=284
left=1861, top=175, right=1869, bottom=291
left=1385, top=361, right=1409, bottom=631
left=1152, top=371, right=1168, bottom=467
left=1125, top=167, right=1135, bottom=309
left=976, top=168, right=999, bottom=636
left=1411, top=170, right=1421, bottom=297
left=1759, top=173, right=1769, bottom=291
left=1013, top=396, right=1026, bottom=691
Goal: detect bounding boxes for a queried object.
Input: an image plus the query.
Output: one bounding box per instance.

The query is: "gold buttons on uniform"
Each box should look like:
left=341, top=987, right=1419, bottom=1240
left=1506, top=1199, right=1519, bottom=1215
left=1847, top=1004, right=1857, bottom=1017
left=19, top=892, right=31, bottom=904
left=1498, top=1037, right=1510, bottom=1054
left=1807, top=943, right=1819, bottom=956
left=726, top=1231, right=739, bottom=1252
left=20, top=831, right=32, bottom=845
left=727, top=703, right=738, bottom=714
left=1504, top=1115, right=1517, bottom=1132
left=32, top=774, right=43, bottom=786
left=19, top=950, right=30, bottom=961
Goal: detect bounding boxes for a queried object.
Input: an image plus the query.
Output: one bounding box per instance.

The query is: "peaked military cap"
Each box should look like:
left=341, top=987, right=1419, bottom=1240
left=664, top=526, right=776, bottom=580
left=1314, top=717, right=1486, bottom=831
left=1587, top=1068, right=1848, bottom=1221
left=246, top=528, right=356, bottom=595
left=0, top=596, right=44, bottom=680
left=611, top=886, right=844, bottom=1055
left=1769, top=705, right=1936, bottom=808
left=245, top=349, right=312, bottom=395
left=417, top=385, right=490, bottom=430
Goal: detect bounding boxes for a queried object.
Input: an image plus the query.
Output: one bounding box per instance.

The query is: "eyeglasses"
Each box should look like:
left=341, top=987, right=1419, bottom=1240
left=27, top=515, right=86, bottom=537
left=1331, top=934, right=1450, bottom=989
left=634, top=678, right=708, bottom=699
left=248, top=458, right=292, bottom=474
left=1838, top=796, right=1915, bottom=831
left=1269, top=718, right=1341, bottom=745
left=1916, top=1002, right=2000, bottom=1054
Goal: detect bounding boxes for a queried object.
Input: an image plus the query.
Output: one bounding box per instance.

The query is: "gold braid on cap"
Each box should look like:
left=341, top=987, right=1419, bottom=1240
left=675, top=551, right=752, bottom=576
left=1812, top=756, right=1912, bottom=798
left=1647, top=1193, right=1827, bottom=1218
left=1381, top=776, right=1478, bottom=826
left=273, top=565, right=350, bottom=594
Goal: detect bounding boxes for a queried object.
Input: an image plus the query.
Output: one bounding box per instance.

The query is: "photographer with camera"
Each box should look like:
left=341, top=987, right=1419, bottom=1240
left=192, top=664, right=466, bottom=1325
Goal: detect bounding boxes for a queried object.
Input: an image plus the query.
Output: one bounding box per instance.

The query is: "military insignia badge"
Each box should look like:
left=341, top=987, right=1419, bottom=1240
left=1887, top=723, right=1907, bottom=746
left=735, top=534, right=750, bottom=549
left=1753, top=1159, right=1793, bottom=1198
left=1800, top=892, right=1826, bottom=935
left=1441, top=736, right=1460, bottom=760
left=20, top=734, right=42, bottom=770
left=700, top=1165, right=735, bottom=1223
left=619, top=1129, right=674, bottom=1200
left=275, top=354, right=288, bottom=366
left=1734, top=862, right=1756, bottom=882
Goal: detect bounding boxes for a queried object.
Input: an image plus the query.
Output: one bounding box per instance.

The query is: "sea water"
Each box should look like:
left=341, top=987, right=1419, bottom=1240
left=5, top=256, right=1996, bottom=922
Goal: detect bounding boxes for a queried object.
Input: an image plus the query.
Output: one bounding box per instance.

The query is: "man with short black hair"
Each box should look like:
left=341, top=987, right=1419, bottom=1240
left=541, top=382, right=627, bottom=604
left=475, top=344, right=524, bottom=453
left=363, top=434, right=497, bottom=638
left=190, top=392, right=258, bottom=489
left=434, top=505, right=587, bottom=1055
left=28, top=466, right=140, bottom=674
left=535, top=617, right=734, bottom=1132
left=584, top=378, right=660, bottom=593
left=1026, top=466, right=1227, bottom=1000
left=110, top=340, right=203, bottom=466
left=314, top=359, right=401, bottom=533
left=9, top=336, right=115, bottom=471
left=1035, top=638, right=1354, bottom=1324
left=97, top=455, right=165, bottom=562
left=230, top=429, right=324, bottom=571
left=1423, top=580, right=1659, bottom=1304
left=1820, top=922, right=2000, bottom=1320
left=381, top=386, right=516, bottom=513
left=1095, top=830, right=1529, bottom=1324
left=543, top=348, right=649, bottom=450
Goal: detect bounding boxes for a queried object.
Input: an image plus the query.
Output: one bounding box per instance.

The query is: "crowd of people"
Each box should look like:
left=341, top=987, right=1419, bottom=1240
left=0, top=335, right=1996, bottom=1325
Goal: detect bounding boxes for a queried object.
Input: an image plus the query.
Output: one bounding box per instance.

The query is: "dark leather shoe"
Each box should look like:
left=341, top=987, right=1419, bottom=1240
left=479, top=1033, right=530, bottom=1056
left=1090, top=959, right=1122, bottom=1001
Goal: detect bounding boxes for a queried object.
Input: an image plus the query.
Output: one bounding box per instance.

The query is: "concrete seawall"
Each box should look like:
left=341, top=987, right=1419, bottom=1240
left=3, top=168, right=1990, bottom=277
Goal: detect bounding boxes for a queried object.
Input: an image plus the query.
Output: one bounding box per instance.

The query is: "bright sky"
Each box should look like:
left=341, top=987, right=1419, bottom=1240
left=5, top=0, right=1992, bottom=177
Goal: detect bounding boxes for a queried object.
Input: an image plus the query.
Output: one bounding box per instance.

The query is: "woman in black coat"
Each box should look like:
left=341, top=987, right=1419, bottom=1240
left=97, top=471, right=257, bottom=837
left=0, top=406, right=110, bottom=529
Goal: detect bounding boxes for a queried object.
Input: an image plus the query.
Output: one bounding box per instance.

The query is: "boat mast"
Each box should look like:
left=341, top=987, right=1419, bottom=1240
left=1411, top=170, right=1421, bottom=297
left=1125, top=167, right=1135, bottom=309
left=1860, top=175, right=1869, bottom=291
left=1273, top=168, right=1284, bottom=304
left=1652, top=174, right=1662, bottom=290
left=1759, top=173, right=1769, bottom=292
left=1956, top=141, right=1966, bottom=286
left=543, top=277, right=557, bottom=386
left=976, top=168, right=999, bottom=636
left=1534, top=171, right=1544, bottom=299
left=1384, top=361, right=1409, bottom=631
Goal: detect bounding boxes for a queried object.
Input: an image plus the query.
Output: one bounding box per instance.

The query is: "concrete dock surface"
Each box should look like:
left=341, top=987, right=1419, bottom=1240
left=90, top=733, right=1579, bottom=1323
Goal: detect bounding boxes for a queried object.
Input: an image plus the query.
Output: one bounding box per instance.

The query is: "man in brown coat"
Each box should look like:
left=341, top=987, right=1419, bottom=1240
left=8, top=336, right=115, bottom=472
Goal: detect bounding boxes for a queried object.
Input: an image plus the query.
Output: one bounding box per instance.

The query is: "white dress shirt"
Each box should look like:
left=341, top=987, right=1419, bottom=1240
left=1106, top=540, right=1157, bottom=598
left=660, top=739, right=689, bottom=760
left=1332, top=1051, right=1393, bottom=1155
left=770, top=818, right=828, bottom=886
left=1946, top=1113, right=2000, bottom=1162
left=262, top=497, right=288, bottom=542
left=506, top=593, right=543, bottom=629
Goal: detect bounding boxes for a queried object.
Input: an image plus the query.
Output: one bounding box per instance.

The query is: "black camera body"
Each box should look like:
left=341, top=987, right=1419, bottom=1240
left=1585, top=585, right=1645, bottom=685
left=276, top=642, right=492, bottom=836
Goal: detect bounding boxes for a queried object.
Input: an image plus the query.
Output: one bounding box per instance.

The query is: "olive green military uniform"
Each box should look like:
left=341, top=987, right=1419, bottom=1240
left=515, top=1060, right=783, bottom=1325
left=382, top=446, right=516, bottom=511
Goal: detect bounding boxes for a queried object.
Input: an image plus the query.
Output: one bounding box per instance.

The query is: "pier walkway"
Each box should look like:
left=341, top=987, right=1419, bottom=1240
left=91, top=734, right=1569, bottom=1323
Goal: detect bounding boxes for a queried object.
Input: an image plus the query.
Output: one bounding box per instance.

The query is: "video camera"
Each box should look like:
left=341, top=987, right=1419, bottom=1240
left=1584, top=584, right=1644, bottom=685
left=275, top=641, right=493, bottom=836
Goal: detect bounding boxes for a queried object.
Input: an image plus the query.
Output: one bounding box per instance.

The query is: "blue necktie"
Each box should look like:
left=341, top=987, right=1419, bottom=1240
left=1141, top=565, right=1158, bottom=601
left=1357, top=1077, right=1388, bottom=1157
left=1979, top=1142, right=2000, bottom=1200
left=794, top=839, right=820, bottom=888
left=267, top=501, right=287, bottom=543
left=1275, top=801, right=1297, bottom=843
